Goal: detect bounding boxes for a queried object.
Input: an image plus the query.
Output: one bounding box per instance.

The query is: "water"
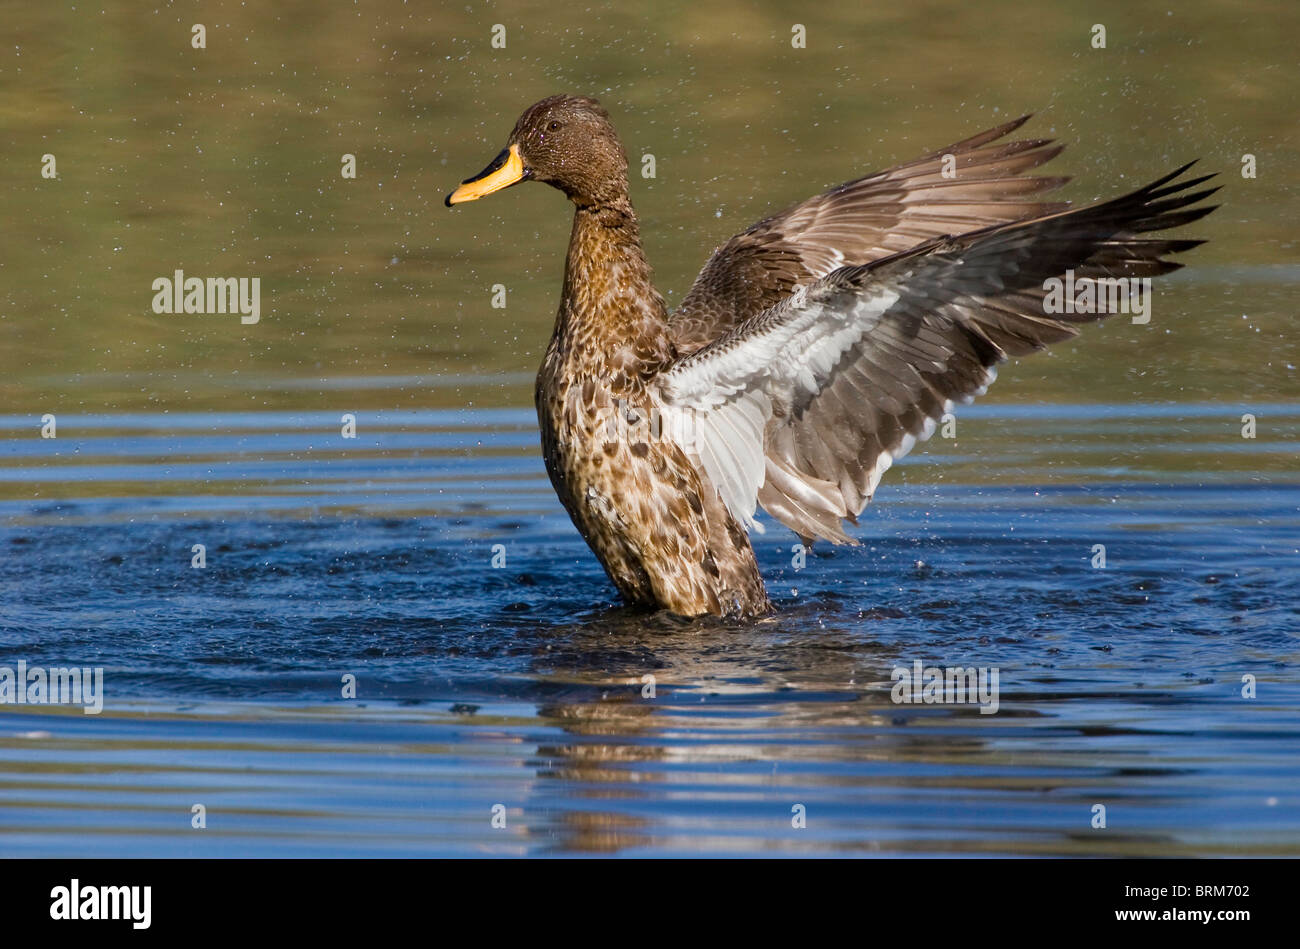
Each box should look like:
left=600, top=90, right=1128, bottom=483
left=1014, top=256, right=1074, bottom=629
left=1, top=0, right=1297, bottom=857
left=1, top=405, right=1296, bottom=856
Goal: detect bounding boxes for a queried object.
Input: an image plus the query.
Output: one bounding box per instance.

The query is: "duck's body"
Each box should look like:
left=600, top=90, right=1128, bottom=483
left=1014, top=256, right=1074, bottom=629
left=447, top=95, right=1216, bottom=619
left=534, top=187, right=771, bottom=615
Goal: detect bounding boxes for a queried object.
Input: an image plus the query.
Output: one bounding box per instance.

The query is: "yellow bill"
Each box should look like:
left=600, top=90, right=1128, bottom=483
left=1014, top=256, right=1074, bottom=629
left=445, top=143, right=526, bottom=206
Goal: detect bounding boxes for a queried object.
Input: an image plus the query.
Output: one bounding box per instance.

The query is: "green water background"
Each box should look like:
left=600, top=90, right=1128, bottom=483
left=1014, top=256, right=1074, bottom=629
left=1, top=0, right=1295, bottom=414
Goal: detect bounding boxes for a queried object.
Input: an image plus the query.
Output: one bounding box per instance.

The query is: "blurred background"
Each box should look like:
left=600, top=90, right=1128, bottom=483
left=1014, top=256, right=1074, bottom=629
left=2, top=0, right=1295, bottom=414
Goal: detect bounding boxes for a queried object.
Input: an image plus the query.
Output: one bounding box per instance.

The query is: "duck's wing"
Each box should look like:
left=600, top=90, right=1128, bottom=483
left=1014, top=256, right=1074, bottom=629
left=669, top=115, right=1071, bottom=353
left=655, top=165, right=1218, bottom=543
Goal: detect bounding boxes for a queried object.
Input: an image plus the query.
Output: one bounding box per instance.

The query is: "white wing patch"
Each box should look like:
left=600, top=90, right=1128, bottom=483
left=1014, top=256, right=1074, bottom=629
left=659, top=390, right=769, bottom=532
left=658, top=281, right=902, bottom=530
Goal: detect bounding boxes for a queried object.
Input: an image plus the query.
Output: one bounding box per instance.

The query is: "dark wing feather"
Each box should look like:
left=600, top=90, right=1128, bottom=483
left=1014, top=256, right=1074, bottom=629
left=670, top=115, right=1071, bottom=353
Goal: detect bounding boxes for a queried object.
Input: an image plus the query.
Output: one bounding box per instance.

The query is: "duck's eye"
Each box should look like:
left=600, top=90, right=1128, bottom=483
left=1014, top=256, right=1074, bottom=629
left=547, top=121, right=561, bottom=131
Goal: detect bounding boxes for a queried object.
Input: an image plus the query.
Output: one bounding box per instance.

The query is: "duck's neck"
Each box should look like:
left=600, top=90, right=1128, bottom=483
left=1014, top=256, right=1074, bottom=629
left=549, top=197, right=674, bottom=381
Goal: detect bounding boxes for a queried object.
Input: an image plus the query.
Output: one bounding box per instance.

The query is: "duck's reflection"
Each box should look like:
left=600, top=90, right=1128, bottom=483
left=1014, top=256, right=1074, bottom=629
left=512, top=601, right=1008, bottom=854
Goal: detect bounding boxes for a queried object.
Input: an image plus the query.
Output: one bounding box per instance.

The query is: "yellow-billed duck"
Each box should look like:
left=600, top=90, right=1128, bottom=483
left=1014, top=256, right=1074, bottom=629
left=446, top=94, right=1217, bottom=619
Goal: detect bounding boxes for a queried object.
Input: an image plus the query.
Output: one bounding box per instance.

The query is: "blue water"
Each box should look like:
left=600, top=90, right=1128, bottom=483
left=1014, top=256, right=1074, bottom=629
left=0, top=405, right=1297, bottom=856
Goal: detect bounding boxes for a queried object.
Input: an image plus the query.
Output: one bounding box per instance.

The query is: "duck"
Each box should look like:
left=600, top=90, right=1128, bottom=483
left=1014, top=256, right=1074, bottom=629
left=445, top=95, right=1217, bottom=619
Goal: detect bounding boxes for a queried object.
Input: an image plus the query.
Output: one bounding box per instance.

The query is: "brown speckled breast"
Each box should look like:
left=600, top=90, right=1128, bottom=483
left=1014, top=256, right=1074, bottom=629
left=534, top=204, right=771, bottom=617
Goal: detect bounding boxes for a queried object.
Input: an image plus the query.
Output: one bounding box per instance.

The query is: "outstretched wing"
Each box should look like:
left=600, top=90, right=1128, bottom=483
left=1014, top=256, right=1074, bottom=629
left=669, top=115, right=1071, bottom=353
left=656, top=165, right=1218, bottom=543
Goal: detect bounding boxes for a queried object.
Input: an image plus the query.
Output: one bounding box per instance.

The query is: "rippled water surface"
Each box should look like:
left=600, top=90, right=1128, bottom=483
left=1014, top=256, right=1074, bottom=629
left=1, top=405, right=1296, bottom=856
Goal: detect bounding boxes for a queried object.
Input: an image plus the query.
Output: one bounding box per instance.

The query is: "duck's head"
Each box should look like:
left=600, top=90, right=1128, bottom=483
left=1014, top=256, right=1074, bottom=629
left=445, top=94, right=629, bottom=209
